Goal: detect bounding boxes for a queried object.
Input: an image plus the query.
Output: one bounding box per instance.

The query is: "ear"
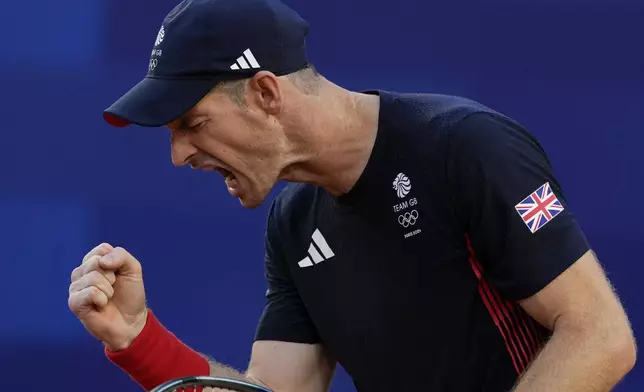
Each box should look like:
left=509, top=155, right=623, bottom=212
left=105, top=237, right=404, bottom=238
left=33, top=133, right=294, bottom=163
left=247, top=71, right=282, bottom=115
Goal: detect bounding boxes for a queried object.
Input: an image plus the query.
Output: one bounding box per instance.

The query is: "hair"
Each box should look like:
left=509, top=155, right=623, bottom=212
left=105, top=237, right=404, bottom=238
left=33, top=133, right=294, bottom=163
left=217, top=64, right=321, bottom=106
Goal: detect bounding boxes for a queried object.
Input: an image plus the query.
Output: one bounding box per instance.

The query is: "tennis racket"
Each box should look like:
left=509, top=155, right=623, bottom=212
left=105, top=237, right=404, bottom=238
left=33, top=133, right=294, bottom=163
left=150, top=376, right=273, bottom=392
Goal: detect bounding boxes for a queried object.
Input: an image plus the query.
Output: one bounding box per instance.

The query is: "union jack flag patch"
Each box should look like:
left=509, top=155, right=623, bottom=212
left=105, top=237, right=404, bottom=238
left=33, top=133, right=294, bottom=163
left=514, top=182, right=565, bottom=233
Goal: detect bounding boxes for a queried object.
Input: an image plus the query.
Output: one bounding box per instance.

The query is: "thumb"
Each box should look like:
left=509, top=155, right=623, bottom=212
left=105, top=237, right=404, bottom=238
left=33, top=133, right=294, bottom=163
left=98, top=247, right=142, bottom=277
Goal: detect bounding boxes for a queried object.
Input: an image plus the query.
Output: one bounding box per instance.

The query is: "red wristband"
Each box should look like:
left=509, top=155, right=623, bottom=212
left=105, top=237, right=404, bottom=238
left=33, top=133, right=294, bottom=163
left=105, top=309, right=210, bottom=391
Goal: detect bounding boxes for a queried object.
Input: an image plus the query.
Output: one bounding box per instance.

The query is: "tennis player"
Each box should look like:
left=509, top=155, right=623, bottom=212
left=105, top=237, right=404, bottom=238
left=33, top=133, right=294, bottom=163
left=68, top=0, right=636, bottom=391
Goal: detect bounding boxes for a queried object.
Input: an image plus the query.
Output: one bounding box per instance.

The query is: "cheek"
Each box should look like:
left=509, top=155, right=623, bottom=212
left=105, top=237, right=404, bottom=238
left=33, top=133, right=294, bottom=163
left=219, top=128, right=269, bottom=156
left=197, top=115, right=278, bottom=168
left=192, top=127, right=255, bottom=170
left=194, top=123, right=237, bottom=152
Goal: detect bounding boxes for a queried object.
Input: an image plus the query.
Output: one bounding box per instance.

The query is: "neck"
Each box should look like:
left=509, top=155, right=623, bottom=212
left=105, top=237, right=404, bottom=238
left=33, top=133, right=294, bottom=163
left=279, top=82, right=380, bottom=196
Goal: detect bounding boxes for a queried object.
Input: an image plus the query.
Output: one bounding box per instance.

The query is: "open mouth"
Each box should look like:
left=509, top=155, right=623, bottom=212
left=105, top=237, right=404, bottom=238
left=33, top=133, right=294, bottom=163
left=209, top=166, right=240, bottom=195
left=192, top=162, right=241, bottom=196
left=213, top=167, right=234, bottom=181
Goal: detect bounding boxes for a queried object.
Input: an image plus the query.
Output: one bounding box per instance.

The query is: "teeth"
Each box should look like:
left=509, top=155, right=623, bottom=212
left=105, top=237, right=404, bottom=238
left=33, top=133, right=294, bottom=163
left=225, top=175, right=238, bottom=189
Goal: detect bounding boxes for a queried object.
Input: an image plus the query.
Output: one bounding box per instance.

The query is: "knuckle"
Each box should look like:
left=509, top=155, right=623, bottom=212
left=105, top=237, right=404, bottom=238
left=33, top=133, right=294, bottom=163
left=89, top=286, right=101, bottom=298
left=92, top=288, right=108, bottom=306
left=113, top=246, right=128, bottom=257
left=83, top=243, right=112, bottom=262
left=70, top=280, right=88, bottom=295
left=68, top=279, right=83, bottom=294
left=82, top=256, right=100, bottom=273
left=68, top=292, right=83, bottom=312
left=95, top=243, right=111, bottom=255
left=114, top=247, right=138, bottom=265
left=86, top=271, right=102, bottom=285
left=83, top=249, right=97, bottom=262
left=70, top=266, right=82, bottom=282
left=91, top=271, right=112, bottom=290
left=104, top=270, right=117, bottom=285
left=95, top=274, right=113, bottom=294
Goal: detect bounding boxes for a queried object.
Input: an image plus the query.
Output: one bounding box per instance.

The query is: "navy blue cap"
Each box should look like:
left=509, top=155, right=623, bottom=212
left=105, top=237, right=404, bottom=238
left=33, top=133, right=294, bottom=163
left=103, top=0, right=310, bottom=127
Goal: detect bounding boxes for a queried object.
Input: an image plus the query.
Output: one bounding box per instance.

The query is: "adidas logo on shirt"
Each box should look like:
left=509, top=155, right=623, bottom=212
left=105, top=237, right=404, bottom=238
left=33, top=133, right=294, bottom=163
left=230, top=49, right=261, bottom=70
left=298, top=229, right=335, bottom=268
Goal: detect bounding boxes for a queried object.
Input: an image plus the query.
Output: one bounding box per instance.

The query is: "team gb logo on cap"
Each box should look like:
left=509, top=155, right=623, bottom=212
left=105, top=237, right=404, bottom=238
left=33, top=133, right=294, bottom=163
left=149, top=25, right=165, bottom=73
left=155, top=26, right=165, bottom=47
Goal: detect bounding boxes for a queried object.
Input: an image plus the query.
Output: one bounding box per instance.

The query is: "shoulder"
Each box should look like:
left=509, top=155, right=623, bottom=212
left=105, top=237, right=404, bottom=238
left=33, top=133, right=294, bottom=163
left=445, top=110, right=548, bottom=166
left=376, top=90, right=503, bottom=131
left=373, top=91, right=535, bottom=169
left=374, top=90, right=527, bottom=157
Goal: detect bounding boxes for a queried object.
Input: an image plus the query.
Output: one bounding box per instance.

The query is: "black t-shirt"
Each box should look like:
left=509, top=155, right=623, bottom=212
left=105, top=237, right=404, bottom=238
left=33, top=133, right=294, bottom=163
left=254, top=90, right=590, bottom=392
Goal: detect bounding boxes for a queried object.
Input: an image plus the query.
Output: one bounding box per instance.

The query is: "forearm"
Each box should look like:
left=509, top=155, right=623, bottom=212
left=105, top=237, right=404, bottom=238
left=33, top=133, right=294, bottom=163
left=204, top=355, right=265, bottom=385
left=512, top=324, right=636, bottom=392
left=205, top=358, right=247, bottom=379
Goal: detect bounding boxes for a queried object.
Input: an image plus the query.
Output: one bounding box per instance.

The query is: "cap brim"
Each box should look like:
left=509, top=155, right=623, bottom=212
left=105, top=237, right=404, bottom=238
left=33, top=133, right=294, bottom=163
left=103, top=77, right=219, bottom=127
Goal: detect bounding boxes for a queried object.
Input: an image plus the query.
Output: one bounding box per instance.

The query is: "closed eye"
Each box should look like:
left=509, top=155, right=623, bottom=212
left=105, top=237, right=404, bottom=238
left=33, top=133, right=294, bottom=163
left=187, top=119, right=208, bottom=131
left=171, top=122, right=202, bottom=139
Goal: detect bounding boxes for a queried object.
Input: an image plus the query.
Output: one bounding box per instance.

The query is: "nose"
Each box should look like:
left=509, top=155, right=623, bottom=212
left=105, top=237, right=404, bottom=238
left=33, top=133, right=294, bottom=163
left=170, top=132, right=198, bottom=167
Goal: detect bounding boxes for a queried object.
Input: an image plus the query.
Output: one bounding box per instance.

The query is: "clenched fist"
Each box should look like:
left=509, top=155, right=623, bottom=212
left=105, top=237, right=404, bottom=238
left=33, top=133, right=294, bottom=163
left=69, top=243, right=148, bottom=351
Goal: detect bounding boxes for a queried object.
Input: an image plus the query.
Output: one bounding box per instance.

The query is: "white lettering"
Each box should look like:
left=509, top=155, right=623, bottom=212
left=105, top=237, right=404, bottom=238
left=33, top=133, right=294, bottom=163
left=393, top=201, right=409, bottom=213
left=393, top=198, right=418, bottom=212
left=404, top=229, right=422, bottom=239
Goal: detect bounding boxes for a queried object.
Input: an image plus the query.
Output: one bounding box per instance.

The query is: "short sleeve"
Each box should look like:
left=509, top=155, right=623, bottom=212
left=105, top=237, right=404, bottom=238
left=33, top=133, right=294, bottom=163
left=254, top=200, right=321, bottom=343
left=446, top=112, right=591, bottom=301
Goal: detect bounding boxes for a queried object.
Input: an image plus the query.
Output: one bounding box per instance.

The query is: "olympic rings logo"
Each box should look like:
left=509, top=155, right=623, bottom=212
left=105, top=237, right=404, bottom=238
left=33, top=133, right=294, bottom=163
left=398, top=210, right=419, bottom=227
left=149, top=58, right=159, bottom=72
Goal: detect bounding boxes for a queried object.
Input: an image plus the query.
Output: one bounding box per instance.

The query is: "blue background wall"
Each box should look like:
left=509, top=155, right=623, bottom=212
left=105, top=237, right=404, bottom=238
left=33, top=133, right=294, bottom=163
left=0, top=0, right=642, bottom=390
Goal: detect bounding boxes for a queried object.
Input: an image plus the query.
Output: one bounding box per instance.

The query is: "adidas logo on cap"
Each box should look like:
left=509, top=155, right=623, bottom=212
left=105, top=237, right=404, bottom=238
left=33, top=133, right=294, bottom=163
left=230, top=49, right=261, bottom=70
